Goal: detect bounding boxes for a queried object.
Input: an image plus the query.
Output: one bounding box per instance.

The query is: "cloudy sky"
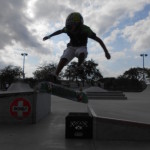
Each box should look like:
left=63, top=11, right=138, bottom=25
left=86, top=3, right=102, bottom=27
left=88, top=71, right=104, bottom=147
left=0, top=0, right=150, bottom=78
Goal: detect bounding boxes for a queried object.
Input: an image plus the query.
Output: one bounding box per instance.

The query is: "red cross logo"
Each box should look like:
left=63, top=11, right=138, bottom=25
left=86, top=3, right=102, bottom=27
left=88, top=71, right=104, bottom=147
left=10, top=98, right=31, bottom=120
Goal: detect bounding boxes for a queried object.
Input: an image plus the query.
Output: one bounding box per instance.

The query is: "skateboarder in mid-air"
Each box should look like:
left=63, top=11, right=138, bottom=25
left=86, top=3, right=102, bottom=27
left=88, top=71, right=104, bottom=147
left=43, top=12, right=111, bottom=83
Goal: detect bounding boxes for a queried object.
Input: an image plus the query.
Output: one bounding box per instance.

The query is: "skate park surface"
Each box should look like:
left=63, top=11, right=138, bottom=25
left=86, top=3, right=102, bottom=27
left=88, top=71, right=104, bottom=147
left=89, top=85, right=150, bottom=124
left=0, top=85, right=150, bottom=150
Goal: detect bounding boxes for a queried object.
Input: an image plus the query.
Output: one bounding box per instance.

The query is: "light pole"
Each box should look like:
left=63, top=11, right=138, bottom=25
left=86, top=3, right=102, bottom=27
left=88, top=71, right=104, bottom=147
left=21, top=53, right=28, bottom=79
left=140, top=53, right=148, bottom=81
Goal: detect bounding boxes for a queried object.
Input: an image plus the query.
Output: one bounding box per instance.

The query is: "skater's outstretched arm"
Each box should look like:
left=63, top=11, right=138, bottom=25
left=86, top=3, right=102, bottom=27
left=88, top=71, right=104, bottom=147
left=43, top=30, right=64, bottom=41
left=94, top=36, right=111, bottom=59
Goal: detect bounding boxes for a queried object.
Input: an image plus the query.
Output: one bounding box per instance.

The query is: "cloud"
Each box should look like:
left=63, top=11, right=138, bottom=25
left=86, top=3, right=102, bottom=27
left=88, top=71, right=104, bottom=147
left=122, top=13, right=150, bottom=52
left=0, top=0, right=150, bottom=78
left=0, top=58, right=7, bottom=70
left=104, top=29, right=120, bottom=44
left=34, top=0, right=71, bottom=22
left=83, top=0, right=150, bottom=35
left=0, top=0, right=49, bottom=53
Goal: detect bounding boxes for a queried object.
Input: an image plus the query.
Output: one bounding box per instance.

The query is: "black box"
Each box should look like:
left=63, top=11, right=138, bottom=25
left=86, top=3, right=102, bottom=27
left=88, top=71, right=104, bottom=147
left=65, top=112, right=93, bottom=139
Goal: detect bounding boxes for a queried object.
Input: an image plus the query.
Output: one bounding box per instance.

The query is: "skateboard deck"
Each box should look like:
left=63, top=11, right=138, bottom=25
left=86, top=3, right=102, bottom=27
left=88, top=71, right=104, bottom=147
left=38, top=82, right=88, bottom=104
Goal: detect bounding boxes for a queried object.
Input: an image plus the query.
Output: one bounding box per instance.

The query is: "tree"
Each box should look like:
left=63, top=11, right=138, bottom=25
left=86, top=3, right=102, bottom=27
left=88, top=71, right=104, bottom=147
left=63, top=61, right=78, bottom=82
left=120, top=67, right=150, bottom=81
left=121, top=68, right=141, bottom=80
left=115, top=67, right=150, bottom=91
left=63, top=59, right=103, bottom=86
left=0, top=65, right=22, bottom=89
left=84, top=59, right=103, bottom=81
left=145, top=68, right=150, bottom=80
left=33, top=63, right=62, bottom=81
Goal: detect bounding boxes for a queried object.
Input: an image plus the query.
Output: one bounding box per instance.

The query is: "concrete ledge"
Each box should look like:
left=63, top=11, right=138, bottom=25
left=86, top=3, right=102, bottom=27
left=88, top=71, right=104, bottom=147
left=0, top=81, right=51, bottom=124
left=87, top=105, right=150, bottom=141
left=34, top=92, right=51, bottom=123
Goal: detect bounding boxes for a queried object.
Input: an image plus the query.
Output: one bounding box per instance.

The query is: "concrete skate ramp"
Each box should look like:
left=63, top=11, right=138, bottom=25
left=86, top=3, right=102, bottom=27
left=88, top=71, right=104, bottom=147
left=88, top=105, right=150, bottom=140
left=88, top=85, right=150, bottom=140
left=7, top=81, right=33, bottom=92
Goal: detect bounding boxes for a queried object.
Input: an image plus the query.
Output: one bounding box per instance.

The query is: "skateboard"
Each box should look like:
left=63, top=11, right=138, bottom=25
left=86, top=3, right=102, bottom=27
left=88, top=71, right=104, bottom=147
left=38, top=82, right=88, bottom=104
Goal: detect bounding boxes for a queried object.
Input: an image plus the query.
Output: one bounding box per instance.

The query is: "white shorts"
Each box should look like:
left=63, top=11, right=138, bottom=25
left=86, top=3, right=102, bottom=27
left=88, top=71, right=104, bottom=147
left=61, top=46, right=88, bottom=64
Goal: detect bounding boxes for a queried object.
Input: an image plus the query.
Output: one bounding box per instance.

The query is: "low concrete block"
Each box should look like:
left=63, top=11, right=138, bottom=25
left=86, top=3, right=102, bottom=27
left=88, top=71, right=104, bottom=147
left=0, top=81, right=51, bottom=124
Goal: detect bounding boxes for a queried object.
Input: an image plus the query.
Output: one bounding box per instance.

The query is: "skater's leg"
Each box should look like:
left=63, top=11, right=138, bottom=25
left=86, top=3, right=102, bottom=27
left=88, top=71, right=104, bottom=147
left=76, top=46, right=87, bottom=66
left=55, top=46, right=75, bottom=76
left=55, top=58, right=68, bottom=76
left=77, top=52, right=85, bottom=66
